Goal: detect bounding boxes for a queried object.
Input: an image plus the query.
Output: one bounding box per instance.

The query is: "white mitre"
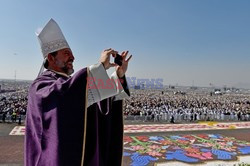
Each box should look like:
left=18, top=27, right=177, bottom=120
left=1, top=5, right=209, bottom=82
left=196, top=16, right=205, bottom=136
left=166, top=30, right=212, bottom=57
left=36, top=19, right=70, bottom=76
left=36, top=18, right=70, bottom=59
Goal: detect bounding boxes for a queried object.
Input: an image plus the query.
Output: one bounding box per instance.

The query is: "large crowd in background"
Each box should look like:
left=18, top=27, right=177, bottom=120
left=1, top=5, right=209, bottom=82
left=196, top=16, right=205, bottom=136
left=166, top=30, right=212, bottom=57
left=1, top=80, right=250, bottom=124
left=0, top=81, right=29, bottom=124
left=124, top=88, right=250, bottom=123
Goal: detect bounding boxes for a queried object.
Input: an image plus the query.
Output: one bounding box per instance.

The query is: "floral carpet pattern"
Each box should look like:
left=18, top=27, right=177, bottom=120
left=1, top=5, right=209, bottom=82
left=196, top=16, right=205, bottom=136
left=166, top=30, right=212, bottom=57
left=123, top=134, right=250, bottom=166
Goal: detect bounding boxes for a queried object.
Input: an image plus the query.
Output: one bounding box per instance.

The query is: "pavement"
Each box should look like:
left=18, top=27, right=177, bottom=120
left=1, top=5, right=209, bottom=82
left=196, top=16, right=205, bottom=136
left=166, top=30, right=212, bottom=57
left=1, top=122, right=250, bottom=166
left=0, top=123, right=23, bottom=166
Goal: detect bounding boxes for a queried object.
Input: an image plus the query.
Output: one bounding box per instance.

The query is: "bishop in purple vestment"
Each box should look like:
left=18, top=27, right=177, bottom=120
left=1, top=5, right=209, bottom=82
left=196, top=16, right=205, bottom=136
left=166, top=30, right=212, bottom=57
left=25, top=19, right=131, bottom=166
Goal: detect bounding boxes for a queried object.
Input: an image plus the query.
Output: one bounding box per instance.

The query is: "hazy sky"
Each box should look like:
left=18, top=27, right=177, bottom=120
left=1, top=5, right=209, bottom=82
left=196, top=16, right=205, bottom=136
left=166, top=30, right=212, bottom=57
left=0, top=0, right=250, bottom=88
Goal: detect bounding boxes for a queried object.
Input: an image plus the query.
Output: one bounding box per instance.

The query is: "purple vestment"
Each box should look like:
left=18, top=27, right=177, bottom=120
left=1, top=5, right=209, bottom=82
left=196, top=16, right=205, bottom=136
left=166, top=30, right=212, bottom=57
left=25, top=69, right=124, bottom=166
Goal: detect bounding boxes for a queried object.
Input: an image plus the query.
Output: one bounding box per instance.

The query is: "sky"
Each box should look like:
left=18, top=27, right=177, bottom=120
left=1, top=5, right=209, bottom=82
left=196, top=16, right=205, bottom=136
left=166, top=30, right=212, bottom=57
left=0, top=0, right=250, bottom=88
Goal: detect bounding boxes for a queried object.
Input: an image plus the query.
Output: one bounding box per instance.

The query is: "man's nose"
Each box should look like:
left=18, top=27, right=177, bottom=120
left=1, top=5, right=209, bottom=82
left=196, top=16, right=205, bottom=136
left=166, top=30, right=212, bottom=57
left=70, top=53, right=75, bottom=61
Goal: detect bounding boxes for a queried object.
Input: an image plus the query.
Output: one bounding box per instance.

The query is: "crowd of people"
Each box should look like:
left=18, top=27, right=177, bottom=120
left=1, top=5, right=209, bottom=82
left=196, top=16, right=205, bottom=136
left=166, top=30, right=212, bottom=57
left=0, top=81, right=29, bottom=124
left=1, top=80, right=250, bottom=124
left=124, top=89, right=250, bottom=123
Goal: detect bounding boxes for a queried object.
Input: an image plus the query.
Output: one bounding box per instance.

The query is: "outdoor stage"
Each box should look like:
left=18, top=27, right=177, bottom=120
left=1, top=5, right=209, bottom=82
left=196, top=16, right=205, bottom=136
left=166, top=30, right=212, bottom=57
left=1, top=122, right=250, bottom=166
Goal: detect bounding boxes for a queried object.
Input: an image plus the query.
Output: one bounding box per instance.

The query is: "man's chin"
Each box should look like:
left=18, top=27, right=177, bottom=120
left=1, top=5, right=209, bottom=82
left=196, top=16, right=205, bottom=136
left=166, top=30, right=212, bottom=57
left=67, top=69, right=74, bottom=75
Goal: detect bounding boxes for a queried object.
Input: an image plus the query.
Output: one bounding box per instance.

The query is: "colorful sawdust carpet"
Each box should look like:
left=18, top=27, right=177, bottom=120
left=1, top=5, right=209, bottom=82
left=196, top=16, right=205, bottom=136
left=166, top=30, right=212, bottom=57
left=123, top=134, right=250, bottom=165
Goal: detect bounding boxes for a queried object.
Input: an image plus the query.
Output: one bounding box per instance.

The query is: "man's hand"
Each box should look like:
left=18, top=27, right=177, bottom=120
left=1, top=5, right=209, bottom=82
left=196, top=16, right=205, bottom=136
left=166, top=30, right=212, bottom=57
left=116, top=51, right=132, bottom=78
left=99, top=48, right=118, bottom=70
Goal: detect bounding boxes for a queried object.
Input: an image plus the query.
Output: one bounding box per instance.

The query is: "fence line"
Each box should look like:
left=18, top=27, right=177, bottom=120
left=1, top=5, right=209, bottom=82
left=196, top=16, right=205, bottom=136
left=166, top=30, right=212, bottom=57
left=1, top=114, right=250, bottom=124
left=124, top=114, right=250, bottom=123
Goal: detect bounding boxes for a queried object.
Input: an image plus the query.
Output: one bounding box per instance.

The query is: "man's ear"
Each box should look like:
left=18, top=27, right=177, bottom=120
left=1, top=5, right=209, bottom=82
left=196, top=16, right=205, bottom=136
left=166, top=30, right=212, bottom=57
left=47, top=53, right=55, bottom=63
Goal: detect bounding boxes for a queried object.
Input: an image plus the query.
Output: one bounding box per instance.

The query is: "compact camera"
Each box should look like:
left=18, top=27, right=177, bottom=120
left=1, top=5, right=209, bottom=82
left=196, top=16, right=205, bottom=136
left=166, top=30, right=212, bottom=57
left=114, top=54, right=122, bottom=66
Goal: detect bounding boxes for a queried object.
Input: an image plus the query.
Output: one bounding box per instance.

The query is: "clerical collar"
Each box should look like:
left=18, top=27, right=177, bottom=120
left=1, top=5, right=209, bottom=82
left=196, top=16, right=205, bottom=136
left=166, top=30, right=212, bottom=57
left=48, top=69, right=70, bottom=78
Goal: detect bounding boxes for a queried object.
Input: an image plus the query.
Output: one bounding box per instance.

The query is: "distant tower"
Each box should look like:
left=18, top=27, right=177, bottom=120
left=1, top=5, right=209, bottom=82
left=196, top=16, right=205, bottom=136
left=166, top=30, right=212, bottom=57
left=0, top=84, right=1, bottom=92
left=14, top=70, right=17, bottom=91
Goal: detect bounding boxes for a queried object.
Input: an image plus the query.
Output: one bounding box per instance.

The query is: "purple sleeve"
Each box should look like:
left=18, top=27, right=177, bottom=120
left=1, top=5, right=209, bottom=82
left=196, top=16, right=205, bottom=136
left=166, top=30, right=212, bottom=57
left=33, top=69, right=88, bottom=100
